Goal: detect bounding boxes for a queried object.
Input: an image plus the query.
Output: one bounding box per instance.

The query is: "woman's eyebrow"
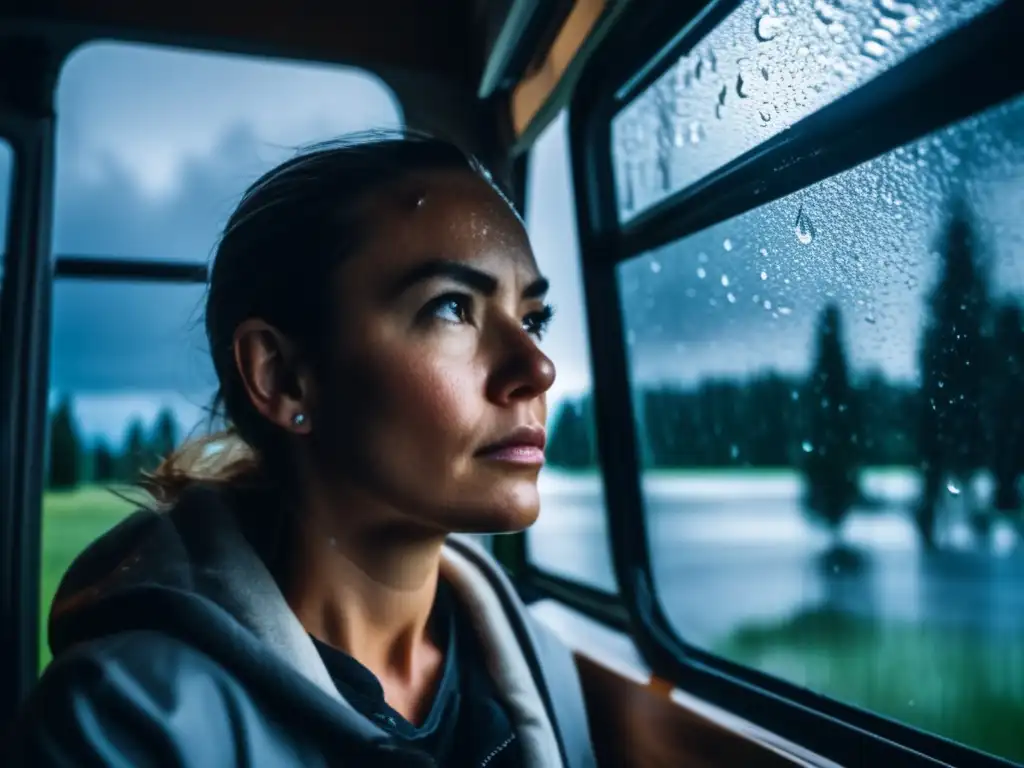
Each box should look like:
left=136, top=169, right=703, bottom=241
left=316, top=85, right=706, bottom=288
left=389, top=259, right=549, bottom=299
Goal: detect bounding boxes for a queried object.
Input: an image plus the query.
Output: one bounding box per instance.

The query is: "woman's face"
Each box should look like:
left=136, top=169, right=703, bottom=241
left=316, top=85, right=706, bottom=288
left=311, top=169, right=556, bottom=534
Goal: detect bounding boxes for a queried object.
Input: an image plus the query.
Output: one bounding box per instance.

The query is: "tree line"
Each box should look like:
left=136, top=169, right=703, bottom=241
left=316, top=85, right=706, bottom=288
left=547, top=199, right=1024, bottom=549
left=46, top=402, right=179, bottom=489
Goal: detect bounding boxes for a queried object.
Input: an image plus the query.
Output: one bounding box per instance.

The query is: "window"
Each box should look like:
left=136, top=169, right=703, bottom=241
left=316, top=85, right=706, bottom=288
left=40, top=42, right=402, bottom=671
left=619, top=67, right=1024, bottom=765
left=525, top=112, right=615, bottom=593
left=612, top=0, right=1000, bottom=222
left=54, top=42, right=401, bottom=261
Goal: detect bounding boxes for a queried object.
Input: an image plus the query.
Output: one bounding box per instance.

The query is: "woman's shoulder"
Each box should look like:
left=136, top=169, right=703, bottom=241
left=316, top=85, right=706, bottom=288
left=6, top=631, right=325, bottom=767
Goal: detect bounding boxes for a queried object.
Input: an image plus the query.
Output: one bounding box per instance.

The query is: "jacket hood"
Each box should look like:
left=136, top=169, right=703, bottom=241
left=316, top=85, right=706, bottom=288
left=47, top=484, right=565, bottom=768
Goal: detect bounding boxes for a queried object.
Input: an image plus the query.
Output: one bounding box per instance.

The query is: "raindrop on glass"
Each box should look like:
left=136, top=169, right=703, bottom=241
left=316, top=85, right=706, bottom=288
left=723, top=238, right=733, bottom=252
left=802, top=441, right=814, bottom=453
left=863, top=39, right=887, bottom=58
left=721, top=274, right=730, bottom=287
left=650, top=260, right=662, bottom=274
left=946, top=481, right=961, bottom=496
left=736, top=74, right=748, bottom=99
left=755, top=14, right=786, bottom=42
left=688, top=121, right=705, bottom=144
left=795, top=206, right=815, bottom=245
left=760, top=271, right=768, bottom=280
left=727, top=292, right=737, bottom=303
left=697, top=267, right=707, bottom=279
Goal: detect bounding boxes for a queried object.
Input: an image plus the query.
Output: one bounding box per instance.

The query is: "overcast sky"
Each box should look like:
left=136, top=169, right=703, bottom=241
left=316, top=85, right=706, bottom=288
left=3, top=5, right=1022, bottom=446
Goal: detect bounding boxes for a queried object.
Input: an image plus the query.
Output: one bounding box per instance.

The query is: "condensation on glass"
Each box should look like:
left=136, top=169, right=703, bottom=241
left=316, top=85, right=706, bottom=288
left=525, top=112, right=617, bottom=593
left=616, top=91, right=1024, bottom=762
left=611, top=0, right=1002, bottom=222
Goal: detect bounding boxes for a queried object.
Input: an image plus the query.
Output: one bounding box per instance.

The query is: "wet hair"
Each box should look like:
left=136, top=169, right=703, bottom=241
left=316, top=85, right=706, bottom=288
left=143, top=129, right=515, bottom=503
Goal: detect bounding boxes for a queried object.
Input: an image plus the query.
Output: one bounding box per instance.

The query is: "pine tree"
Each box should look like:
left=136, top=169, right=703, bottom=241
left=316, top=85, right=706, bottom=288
left=47, top=397, right=81, bottom=489
left=149, top=408, right=179, bottom=465
left=93, top=439, right=118, bottom=483
left=802, top=304, right=860, bottom=536
left=917, top=199, right=990, bottom=547
left=546, top=400, right=594, bottom=469
left=120, top=418, right=149, bottom=481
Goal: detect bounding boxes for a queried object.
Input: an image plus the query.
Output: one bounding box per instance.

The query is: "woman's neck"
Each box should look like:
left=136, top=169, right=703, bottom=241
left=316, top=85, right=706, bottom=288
left=282, top=491, right=448, bottom=688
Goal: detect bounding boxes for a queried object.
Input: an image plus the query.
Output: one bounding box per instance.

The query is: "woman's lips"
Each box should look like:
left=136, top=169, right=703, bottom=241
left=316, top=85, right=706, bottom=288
left=476, top=425, right=546, bottom=465
left=476, top=444, right=546, bottom=465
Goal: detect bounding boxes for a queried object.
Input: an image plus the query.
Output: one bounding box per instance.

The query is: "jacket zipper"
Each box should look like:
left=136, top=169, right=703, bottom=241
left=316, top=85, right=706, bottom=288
left=478, top=734, right=516, bottom=767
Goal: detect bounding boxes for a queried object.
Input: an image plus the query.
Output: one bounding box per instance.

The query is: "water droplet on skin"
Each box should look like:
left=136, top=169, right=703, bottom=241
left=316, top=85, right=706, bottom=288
left=760, top=271, right=768, bottom=280
left=802, top=441, right=814, bottom=453
left=650, top=260, right=662, bottom=274
left=755, top=14, right=786, bottom=42
left=795, top=206, right=815, bottom=245
left=721, top=274, right=730, bottom=287
left=947, top=481, right=961, bottom=496
left=727, top=292, right=737, bottom=303
left=764, top=299, right=773, bottom=310
left=723, top=238, right=733, bottom=251
left=697, top=267, right=707, bottom=279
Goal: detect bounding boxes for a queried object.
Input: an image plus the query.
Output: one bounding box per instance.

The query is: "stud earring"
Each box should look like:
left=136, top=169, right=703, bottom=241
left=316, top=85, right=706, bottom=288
left=292, top=413, right=306, bottom=427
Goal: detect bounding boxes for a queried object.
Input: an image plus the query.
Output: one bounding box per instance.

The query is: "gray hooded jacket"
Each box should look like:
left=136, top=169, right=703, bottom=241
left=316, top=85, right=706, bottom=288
left=4, top=486, right=596, bottom=767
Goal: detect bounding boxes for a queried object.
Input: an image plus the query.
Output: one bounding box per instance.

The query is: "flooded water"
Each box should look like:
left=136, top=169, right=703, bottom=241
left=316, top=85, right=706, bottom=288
left=529, top=469, right=1024, bottom=647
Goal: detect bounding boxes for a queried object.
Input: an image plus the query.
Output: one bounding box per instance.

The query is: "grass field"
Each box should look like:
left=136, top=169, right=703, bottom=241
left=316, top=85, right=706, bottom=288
left=39, top=486, right=136, bottom=668
left=38, top=484, right=1024, bottom=763
left=718, top=609, right=1024, bottom=763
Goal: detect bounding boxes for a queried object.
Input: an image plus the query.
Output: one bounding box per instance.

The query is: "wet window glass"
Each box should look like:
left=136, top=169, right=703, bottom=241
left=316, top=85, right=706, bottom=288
left=526, top=112, right=616, bottom=592
left=618, top=90, right=1024, bottom=762
left=40, top=42, right=401, bottom=671
left=611, top=0, right=1001, bottom=222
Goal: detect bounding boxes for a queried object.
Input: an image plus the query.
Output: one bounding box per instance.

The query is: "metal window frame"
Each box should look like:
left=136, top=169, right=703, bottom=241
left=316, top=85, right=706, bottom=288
left=560, top=0, right=1024, bottom=765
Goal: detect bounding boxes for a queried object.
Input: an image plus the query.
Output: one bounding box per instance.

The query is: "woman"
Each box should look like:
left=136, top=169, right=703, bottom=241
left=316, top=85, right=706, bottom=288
left=6, top=132, right=595, bottom=767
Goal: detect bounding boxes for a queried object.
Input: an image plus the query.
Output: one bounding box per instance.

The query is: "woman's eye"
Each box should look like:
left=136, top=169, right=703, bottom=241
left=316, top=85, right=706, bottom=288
left=523, top=304, right=555, bottom=340
left=428, top=294, right=473, bottom=325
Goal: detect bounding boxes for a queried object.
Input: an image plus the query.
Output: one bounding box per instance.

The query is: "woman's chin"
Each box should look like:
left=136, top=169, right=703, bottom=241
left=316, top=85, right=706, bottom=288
left=446, top=482, right=541, bottom=534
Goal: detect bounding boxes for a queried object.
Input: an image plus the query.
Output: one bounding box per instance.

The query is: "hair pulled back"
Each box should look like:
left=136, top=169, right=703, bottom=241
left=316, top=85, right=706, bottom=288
left=142, top=130, right=510, bottom=503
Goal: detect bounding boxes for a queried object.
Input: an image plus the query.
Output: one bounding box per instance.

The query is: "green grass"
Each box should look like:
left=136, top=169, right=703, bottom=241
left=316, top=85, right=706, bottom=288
left=717, top=609, right=1024, bottom=763
left=38, top=484, right=1024, bottom=763
left=40, top=486, right=137, bottom=669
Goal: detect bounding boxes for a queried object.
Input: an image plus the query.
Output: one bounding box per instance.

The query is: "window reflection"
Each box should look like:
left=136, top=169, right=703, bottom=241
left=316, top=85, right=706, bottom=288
left=612, top=0, right=1001, bottom=221
left=618, top=92, right=1024, bottom=762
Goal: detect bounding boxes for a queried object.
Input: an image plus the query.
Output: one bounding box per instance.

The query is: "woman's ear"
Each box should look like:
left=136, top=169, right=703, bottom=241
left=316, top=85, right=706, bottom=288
left=232, top=319, right=314, bottom=434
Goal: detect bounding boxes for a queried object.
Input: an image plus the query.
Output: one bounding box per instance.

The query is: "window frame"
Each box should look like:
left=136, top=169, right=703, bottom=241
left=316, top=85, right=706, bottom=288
left=564, top=0, right=1024, bottom=765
